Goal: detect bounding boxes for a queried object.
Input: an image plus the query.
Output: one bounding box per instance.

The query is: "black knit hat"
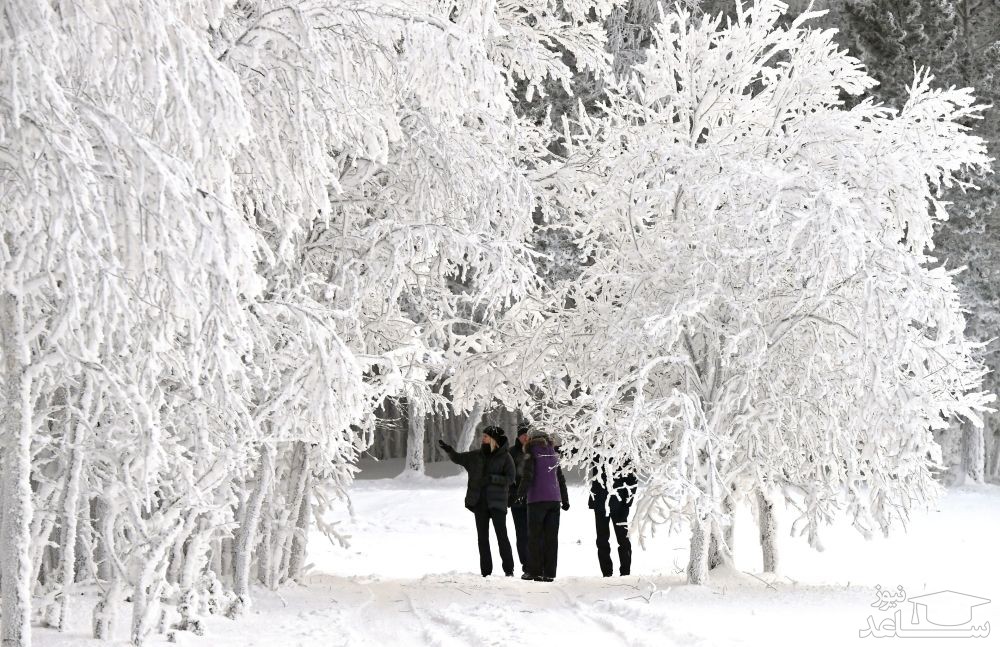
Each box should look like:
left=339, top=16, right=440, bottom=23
left=483, top=426, right=507, bottom=444
left=516, top=423, right=531, bottom=438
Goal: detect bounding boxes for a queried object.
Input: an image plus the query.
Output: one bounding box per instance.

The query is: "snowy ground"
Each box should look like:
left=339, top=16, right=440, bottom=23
left=40, top=460, right=999, bottom=646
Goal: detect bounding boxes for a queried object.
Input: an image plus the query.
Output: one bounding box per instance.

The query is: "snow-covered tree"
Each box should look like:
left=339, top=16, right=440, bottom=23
left=1, top=0, right=614, bottom=644
left=0, top=2, right=266, bottom=644
left=840, top=0, right=1000, bottom=484
left=485, top=0, right=994, bottom=585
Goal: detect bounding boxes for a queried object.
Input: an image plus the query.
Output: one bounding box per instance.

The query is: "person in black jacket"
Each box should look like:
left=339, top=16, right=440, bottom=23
left=438, top=426, right=516, bottom=577
left=508, top=423, right=530, bottom=572
left=589, top=459, right=637, bottom=576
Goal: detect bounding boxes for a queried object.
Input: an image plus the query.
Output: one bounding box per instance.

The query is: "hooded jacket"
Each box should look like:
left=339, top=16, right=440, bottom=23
left=517, top=433, right=569, bottom=505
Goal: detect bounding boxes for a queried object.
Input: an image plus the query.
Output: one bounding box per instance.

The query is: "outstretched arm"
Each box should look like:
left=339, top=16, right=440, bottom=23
left=438, top=440, right=474, bottom=469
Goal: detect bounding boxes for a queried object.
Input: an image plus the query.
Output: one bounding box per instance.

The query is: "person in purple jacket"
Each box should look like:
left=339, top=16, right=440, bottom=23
left=516, top=431, right=569, bottom=581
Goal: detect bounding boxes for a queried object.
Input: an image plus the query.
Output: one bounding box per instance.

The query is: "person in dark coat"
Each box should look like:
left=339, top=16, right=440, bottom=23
left=517, top=431, right=569, bottom=582
left=589, top=458, right=637, bottom=576
left=438, top=426, right=516, bottom=577
left=508, top=423, right=531, bottom=572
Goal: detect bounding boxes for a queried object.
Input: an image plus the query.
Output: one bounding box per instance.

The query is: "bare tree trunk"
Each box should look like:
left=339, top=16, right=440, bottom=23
left=92, top=494, right=127, bottom=640
left=961, top=422, right=985, bottom=484
left=231, top=443, right=275, bottom=616
left=28, top=484, right=58, bottom=590
left=218, top=537, right=231, bottom=582
left=180, top=518, right=211, bottom=592
left=457, top=401, right=486, bottom=451
left=708, top=495, right=734, bottom=570
left=1, top=291, right=34, bottom=647
left=257, top=494, right=274, bottom=590
left=286, top=485, right=311, bottom=583
left=386, top=400, right=399, bottom=459
left=173, top=515, right=212, bottom=642
left=92, top=572, right=122, bottom=641
left=30, top=396, right=63, bottom=591
left=130, top=520, right=184, bottom=646
left=91, top=498, right=111, bottom=583
left=75, top=502, right=97, bottom=584
left=285, top=445, right=311, bottom=583
left=450, top=411, right=461, bottom=445
left=404, top=400, right=426, bottom=474
left=167, top=514, right=198, bottom=586
left=758, top=490, right=779, bottom=573
left=55, top=385, right=91, bottom=630
left=988, top=426, right=1000, bottom=481
left=427, top=411, right=438, bottom=462
left=379, top=402, right=391, bottom=459
left=686, top=515, right=710, bottom=585
left=394, top=403, right=405, bottom=458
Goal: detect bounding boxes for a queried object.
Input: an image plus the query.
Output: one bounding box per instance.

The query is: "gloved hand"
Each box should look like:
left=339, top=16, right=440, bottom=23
left=438, top=439, right=453, bottom=452
left=561, top=501, right=570, bottom=511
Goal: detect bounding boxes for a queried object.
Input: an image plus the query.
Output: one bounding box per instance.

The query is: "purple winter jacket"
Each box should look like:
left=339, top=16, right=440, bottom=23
left=519, top=436, right=569, bottom=505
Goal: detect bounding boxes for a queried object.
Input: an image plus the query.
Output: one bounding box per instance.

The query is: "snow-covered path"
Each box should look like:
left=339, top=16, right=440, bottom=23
left=194, top=569, right=879, bottom=647
left=40, top=463, right=1000, bottom=647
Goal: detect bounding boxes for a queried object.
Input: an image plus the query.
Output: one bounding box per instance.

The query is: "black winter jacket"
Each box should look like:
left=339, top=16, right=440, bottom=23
left=508, top=440, right=528, bottom=507
left=443, top=438, right=516, bottom=511
left=588, top=461, right=637, bottom=516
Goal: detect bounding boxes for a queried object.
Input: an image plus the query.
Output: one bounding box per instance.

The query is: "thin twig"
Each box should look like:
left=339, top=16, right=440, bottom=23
left=742, top=570, right=778, bottom=591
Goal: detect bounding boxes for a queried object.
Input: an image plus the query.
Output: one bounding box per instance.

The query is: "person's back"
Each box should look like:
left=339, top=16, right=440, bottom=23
left=509, top=434, right=527, bottom=503
left=526, top=439, right=563, bottom=504
left=518, top=432, right=569, bottom=582
left=508, top=425, right=531, bottom=572
left=590, top=462, right=637, bottom=514
left=588, top=458, right=636, bottom=577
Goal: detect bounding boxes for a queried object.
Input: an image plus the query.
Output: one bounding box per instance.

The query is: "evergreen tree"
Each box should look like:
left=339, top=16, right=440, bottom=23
left=843, top=0, right=960, bottom=105
left=841, top=0, right=1000, bottom=482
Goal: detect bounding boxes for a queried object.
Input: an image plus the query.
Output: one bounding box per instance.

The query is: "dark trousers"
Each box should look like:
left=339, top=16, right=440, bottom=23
left=511, top=505, right=528, bottom=568
left=526, top=502, right=561, bottom=578
left=594, top=506, right=631, bottom=576
left=474, top=506, right=515, bottom=576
